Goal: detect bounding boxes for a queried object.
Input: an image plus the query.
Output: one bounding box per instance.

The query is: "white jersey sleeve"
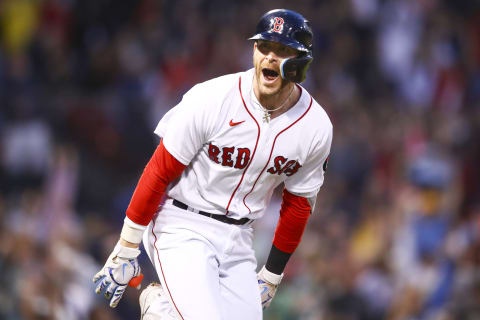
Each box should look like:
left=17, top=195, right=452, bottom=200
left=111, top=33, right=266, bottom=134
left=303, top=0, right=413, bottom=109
left=284, top=110, right=333, bottom=194
left=154, top=85, right=216, bottom=165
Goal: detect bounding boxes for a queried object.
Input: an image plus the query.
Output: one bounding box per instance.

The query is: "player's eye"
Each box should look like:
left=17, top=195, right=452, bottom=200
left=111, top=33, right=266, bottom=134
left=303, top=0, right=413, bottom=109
left=257, top=42, right=271, bottom=54
left=278, top=46, right=296, bottom=57
left=257, top=41, right=296, bottom=58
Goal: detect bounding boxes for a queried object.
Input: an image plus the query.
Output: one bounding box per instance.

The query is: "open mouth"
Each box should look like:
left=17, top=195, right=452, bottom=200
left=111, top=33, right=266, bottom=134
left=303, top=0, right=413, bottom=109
left=262, top=68, right=279, bottom=81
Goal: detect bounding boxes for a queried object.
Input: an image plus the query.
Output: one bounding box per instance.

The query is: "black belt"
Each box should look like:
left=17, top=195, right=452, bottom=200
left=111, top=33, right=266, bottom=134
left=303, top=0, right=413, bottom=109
left=172, top=199, right=252, bottom=226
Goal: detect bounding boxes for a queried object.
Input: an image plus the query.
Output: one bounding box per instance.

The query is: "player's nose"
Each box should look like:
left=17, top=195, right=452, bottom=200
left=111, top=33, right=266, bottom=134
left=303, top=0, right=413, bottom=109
left=264, top=51, right=278, bottom=63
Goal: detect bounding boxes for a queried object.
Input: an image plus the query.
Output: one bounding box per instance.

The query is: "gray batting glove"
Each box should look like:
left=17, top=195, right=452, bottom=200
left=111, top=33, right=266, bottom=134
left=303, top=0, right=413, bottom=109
left=257, top=265, right=283, bottom=309
left=93, top=242, right=142, bottom=308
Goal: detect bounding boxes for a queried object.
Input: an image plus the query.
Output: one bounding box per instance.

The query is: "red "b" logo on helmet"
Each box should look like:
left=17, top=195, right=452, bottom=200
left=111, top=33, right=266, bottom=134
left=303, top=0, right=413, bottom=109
left=271, top=17, right=284, bottom=33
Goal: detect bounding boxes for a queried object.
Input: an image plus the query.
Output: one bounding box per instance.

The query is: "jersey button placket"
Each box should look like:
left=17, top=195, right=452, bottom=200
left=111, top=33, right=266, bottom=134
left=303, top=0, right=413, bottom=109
left=242, top=127, right=271, bottom=210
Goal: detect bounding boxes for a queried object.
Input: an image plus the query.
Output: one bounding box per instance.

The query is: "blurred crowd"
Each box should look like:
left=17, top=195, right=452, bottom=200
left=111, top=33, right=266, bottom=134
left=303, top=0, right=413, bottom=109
left=1, top=0, right=479, bottom=319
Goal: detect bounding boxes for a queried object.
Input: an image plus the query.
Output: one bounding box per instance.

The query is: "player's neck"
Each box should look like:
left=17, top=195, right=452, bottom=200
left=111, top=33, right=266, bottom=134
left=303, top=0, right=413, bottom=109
left=253, top=82, right=299, bottom=116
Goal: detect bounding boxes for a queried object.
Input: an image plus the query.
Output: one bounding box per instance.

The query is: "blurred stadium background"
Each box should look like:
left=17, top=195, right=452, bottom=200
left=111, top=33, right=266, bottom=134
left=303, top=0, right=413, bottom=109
left=1, top=0, right=480, bottom=319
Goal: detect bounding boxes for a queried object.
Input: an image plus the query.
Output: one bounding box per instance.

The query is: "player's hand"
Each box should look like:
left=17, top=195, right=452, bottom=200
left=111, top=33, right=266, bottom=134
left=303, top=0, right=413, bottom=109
left=93, top=242, right=143, bottom=308
left=257, top=265, right=283, bottom=309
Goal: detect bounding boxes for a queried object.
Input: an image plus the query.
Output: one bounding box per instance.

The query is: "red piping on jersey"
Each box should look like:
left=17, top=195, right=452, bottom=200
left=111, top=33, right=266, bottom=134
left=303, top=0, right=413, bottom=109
left=243, top=87, right=313, bottom=213
left=152, top=218, right=185, bottom=319
left=225, top=76, right=261, bottom=215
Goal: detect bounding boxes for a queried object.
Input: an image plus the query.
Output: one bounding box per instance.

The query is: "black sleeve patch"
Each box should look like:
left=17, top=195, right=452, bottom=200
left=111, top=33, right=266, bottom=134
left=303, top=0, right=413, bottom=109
left=322, top=156, right=329, bottom=172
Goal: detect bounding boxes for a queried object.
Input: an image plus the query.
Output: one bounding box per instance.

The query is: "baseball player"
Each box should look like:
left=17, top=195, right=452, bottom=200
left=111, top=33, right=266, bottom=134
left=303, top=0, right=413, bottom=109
left=93, top=9, right=332, bottom=320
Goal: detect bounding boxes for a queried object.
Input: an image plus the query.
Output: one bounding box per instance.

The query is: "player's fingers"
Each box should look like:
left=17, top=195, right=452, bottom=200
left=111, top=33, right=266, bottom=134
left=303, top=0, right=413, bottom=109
left=104, top=280, right=118, bottom=299
left=95, top=277, right=110, bottom=295
left=109, top=285, right=126, bottom=308
left=263, top=294, right=273, bottom=309
left=94, top=275, right=105, bottom=294
left=92, top=271, right=104, bottom=283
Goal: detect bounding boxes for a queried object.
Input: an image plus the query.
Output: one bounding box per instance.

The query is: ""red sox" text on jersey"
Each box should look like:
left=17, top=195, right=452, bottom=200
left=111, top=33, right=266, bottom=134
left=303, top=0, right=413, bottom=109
left=208, top=143, right=302, bottom=177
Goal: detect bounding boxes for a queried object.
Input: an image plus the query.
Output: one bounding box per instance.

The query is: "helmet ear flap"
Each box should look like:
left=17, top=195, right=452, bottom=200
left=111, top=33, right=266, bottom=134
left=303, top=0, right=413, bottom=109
left=280, top=53, right=313, bottom=83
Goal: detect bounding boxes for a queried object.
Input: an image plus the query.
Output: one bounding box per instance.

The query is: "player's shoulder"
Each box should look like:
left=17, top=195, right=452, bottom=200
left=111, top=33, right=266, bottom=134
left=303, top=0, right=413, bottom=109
left=300, top=87, right=333, bottom=134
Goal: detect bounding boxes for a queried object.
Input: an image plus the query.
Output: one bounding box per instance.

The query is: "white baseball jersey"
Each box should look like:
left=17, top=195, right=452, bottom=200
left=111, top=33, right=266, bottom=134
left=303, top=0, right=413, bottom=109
left=154, top=68, right=332, bottom=220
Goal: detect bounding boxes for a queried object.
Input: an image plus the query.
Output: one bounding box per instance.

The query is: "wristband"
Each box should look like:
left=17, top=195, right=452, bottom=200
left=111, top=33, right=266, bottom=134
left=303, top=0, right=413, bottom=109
left=120, top=217, right=147, bottom=244
left=259, top=265, right=283, bottom=285
left=265, top=244, right=292, bottom=275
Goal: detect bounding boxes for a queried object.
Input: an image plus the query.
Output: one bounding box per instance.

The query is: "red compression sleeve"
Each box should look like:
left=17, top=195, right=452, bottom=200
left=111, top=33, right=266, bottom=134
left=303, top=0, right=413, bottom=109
left=272, top=189, right=312, bottom=254
left=126, top=140, right=186, bottom=225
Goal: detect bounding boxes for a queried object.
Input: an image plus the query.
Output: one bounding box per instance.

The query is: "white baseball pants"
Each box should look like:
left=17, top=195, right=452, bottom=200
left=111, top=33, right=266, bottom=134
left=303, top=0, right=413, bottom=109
left=142, top=200, right=262, bottom=320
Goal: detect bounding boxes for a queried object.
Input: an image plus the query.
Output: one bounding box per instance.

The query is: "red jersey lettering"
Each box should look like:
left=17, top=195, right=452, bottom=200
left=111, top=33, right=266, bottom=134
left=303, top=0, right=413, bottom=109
left=234, top=148, right=251, bottom=169
left=267, top=156, right=287, bottom=175
left=221, top=147, right=235, bottom=167
left=267, top=156, right=302, bottom=177
left=284, top=161, right=302, bottom=176
left=208, top=143, right=221, bottom=164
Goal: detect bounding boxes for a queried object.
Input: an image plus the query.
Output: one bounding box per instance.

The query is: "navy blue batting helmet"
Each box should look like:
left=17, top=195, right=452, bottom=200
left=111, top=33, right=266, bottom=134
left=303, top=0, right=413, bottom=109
left=249, top=9, right=313, bottom=83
